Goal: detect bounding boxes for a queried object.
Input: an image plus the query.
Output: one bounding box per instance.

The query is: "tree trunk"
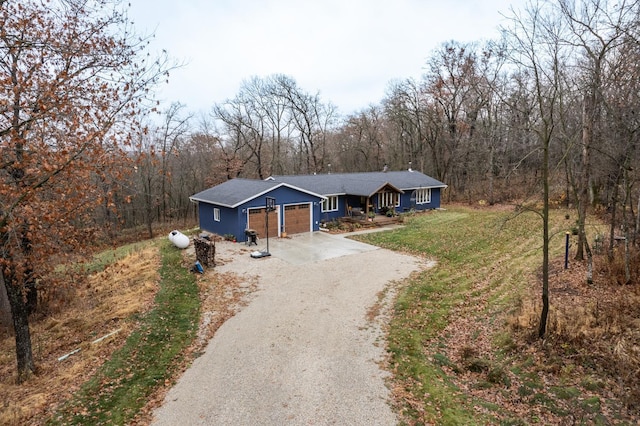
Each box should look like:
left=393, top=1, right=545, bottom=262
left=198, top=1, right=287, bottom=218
left=563, top=152, right=577, bottom=210
left=488, top=143, right=495, bottom=205
left=2, top=269, right=36, bottom=382
left=608, top=177, right=619, bottom=261
left=575, top=94, right=593, bottom=261
left=585, top=238, right=593, bottom=285
left=624, top=226, right=631, bottom=284
left=635, top=191, right=640, bottom=247
left=20, top=224, right=37, bottom=315
left=0, top=277, right=12, bottom=328
left=539, top=135, right=550, bottom=339
left=623, top=173, right=632, bottom=284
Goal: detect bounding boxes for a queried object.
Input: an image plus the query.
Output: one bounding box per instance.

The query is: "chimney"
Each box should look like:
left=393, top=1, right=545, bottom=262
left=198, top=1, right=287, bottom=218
left=383, top=164, right=388, bottom=172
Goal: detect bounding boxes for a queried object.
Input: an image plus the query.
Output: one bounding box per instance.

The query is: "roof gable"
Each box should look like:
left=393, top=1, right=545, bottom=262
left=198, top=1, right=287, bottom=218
left=189, top=178, right=324, bottom=207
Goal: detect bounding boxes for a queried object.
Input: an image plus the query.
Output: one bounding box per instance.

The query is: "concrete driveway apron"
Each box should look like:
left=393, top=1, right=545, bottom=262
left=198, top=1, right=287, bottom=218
left=261, top=230, right=379, bottom=265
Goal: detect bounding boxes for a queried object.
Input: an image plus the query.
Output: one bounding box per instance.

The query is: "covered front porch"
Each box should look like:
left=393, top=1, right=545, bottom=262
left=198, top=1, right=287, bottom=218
left=320, top=208, right=404, bottom=233
left=343, top=182, right=404, bottom=221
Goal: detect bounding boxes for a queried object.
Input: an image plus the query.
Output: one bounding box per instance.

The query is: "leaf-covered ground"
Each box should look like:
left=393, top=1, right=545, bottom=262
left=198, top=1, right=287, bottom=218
left=0, top=238, right=256, bottom=426
left=358, top=205, right=639, bottom=425
left=1, top=245, right=161, bottom=425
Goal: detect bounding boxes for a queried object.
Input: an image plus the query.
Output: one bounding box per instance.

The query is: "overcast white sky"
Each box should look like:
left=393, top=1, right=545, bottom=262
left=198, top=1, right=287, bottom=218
left=128, top=0, right=526, bottom=116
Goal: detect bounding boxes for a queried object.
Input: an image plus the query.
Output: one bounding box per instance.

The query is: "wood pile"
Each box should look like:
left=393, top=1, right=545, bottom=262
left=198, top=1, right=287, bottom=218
left=194, top=236, right=216, bottom=267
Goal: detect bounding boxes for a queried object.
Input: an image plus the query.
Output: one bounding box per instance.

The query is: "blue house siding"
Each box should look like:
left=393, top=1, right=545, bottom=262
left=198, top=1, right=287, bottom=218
left=428, top=188, right=442, bottom=210
left=198, top=203, right=239, bottom=237
left=319, top=191, right=443, bottom=221
left=319, top=194, right=348, bottom=223
left=398, top=187, right=442, bottom=211
left=197, top=185, right=323, bottom=241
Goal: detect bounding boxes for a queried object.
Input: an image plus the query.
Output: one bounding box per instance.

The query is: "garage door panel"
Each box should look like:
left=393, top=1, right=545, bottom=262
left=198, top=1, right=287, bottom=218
left=284, top=203, right=310, bottom=234
left=248, top=207, right=279, bottom=238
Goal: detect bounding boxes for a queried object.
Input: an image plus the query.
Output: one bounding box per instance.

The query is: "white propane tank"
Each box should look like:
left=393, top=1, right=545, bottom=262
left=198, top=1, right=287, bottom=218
left=169, top=230, right=189, bottom=249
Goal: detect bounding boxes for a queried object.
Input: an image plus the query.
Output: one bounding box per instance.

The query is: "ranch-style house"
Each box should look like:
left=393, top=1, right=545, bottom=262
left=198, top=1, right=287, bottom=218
left=189, top=169, right=447, bottom=243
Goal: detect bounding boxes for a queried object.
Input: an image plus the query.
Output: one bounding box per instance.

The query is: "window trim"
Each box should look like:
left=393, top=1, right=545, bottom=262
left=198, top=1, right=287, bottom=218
left=415, top=188, right=431, bottom=205
left=377, top=191, right=400, bottom=208
left=321, top=196, right=339, bottom=212
left=213, top=207, right=221, bottom=222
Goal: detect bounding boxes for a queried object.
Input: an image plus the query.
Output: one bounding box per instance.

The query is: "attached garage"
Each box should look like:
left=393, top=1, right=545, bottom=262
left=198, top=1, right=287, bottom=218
left=248, top=206, right=280, bottom=238
left=283, top=203, right=312, bottom=234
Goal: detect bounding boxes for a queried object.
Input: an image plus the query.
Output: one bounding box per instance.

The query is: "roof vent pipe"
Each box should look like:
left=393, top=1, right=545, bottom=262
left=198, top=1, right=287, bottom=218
left=383, top=164, right=388, bottom=172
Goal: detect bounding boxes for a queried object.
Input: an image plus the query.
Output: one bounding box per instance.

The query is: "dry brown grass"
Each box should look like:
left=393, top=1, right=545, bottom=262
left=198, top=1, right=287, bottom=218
left=0, top=246, right=161, bottom=426
left=510, top=255, right=640, bottom=414
left=1, top=234, right=260, bottom=426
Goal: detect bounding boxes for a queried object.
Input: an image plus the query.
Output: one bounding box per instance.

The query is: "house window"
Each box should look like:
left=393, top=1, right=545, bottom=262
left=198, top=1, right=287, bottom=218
left=321, top=196, right=338, bottom=212
left=377, top=192, right=399, bottom=208
left=213, top=208, right=220, bottom=222
left=415, top=188, right=431, bottom=204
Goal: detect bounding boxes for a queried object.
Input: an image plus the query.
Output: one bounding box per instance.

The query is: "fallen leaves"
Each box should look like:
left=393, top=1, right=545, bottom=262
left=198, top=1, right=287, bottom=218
left=0, top=246, right=160, bottom=426
left=419, top=254, right=640, bottom=424
left=129, top=244, right=258, bottom=425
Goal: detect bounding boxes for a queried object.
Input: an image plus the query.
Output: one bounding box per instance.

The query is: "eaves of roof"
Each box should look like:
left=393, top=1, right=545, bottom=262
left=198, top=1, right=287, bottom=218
left=189, top=180, right=325, bottom=208
left=269, top=171, right=446, bottom=195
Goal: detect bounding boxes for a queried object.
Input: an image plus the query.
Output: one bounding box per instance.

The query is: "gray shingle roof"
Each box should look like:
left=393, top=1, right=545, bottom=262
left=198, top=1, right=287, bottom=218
left=189, top=178, right=324, bottom=207
left=190, top=171, right=446, bottom=206
left=270, top=170, right=446, bottom=197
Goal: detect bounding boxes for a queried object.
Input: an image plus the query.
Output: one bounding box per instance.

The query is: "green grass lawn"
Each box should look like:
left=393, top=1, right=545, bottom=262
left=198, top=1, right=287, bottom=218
left=48, top=239, right=200, bottom=425
left=355, top=206, right=575, bottom=425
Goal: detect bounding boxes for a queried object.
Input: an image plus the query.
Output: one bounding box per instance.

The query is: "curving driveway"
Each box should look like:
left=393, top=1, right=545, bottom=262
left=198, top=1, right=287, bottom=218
left=152, top=230, right=424, bottom=425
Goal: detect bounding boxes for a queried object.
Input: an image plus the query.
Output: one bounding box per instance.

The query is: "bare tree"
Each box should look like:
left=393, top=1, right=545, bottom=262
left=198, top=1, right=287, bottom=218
left=156, top=103, right=191, bottom=221
left=556, top=0, right=632, bottom=270
left=332, top=105, right=388, bottom=172
left=599, top=38, right=640, bottom=281
left=210, top=74, right=335, bottom=178
left=211, top=99, right=256, bottom=178
left=424, top=42, right=483, bottom=196
left=272, top=75, right=336, bottom=174
left=245, top=76, right=294, bottom=176
left=503, top=0, right=568, bottom=338
left=132, top=121, right=160, bottom=238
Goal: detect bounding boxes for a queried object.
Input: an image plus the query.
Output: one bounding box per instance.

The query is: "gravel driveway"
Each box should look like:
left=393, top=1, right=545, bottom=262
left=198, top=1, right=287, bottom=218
left=152, top=231, right=425, bottom=425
